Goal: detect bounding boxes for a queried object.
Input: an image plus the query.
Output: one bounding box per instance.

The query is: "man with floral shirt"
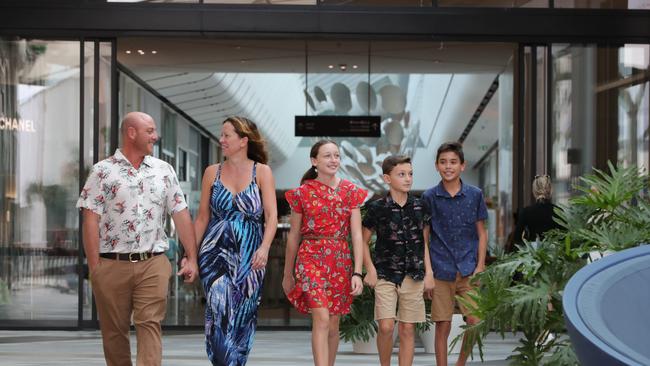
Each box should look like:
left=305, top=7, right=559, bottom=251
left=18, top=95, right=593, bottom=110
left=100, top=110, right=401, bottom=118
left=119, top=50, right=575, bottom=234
left=77, top=112, right=198, bottom=366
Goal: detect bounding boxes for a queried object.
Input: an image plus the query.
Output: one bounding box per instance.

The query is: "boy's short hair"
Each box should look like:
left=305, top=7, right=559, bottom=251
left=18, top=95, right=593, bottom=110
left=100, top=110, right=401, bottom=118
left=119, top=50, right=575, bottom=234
left=382, top=155, right=411, bottom=175
left=436, top=141, right=465, bottom=163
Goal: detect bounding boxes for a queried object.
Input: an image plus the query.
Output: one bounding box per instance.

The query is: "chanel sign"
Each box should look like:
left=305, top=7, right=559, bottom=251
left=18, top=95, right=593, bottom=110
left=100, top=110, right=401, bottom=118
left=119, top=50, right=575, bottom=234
left=0, top=117, right=36, bottom=133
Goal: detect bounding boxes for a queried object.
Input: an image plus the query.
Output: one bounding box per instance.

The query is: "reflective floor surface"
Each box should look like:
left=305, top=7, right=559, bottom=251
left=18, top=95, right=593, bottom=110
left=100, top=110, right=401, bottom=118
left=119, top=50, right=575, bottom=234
left=0, top=329, right=518, bottom=365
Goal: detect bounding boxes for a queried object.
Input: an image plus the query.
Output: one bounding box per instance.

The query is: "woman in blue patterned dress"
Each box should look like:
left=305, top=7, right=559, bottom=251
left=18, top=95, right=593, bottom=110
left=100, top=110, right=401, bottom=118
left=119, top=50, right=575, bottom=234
left=191, top=116, right=277, bottom=366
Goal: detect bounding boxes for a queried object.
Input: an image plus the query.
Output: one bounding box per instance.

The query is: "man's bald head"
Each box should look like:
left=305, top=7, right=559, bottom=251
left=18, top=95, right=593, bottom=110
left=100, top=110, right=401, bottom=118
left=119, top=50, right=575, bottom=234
left=120, top=112, right=154, bottom=137
left=120, top=111, right=158, bottom=156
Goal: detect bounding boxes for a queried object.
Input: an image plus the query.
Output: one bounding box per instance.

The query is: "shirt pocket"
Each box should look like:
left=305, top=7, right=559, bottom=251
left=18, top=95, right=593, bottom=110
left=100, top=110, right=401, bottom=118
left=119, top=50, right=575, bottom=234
left=145, top=177, right=166, bottom=206
left=461, top=217, right=477, bottom=237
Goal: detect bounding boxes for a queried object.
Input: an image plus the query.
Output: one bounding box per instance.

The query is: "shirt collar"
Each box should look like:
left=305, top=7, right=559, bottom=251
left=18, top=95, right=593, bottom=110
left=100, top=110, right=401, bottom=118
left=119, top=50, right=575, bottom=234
left=385, top=192, right=414, bottom=207
left=113, top=148, right=153, bottom=168
left=434, top=180, right=466, bottom=198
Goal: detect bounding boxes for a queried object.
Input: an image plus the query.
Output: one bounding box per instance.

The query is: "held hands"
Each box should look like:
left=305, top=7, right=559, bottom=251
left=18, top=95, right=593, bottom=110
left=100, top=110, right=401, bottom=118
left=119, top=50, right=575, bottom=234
left=350, top=275, right=363, bottom=296
left=282, top=274, right=295, bottom=296
left=363, top=268, right=377, bottom=289
left=251, top=245, right=270, bottom=271
left=177, top=257, right=199, bottom=283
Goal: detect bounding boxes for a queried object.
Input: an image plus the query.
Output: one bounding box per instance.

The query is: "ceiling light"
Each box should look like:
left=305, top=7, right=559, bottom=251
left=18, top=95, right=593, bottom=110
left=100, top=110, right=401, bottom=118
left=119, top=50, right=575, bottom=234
left=352, top=65, right=358, bottom=69
left=151, top=50, right=157, bottom=54
left=328, top=65, right=334, bottom=69
left=240, top=59, right=248, bottom=63
left=338, top=64, right=347, bottom=71
left=125, top=50, right=131, bottom=54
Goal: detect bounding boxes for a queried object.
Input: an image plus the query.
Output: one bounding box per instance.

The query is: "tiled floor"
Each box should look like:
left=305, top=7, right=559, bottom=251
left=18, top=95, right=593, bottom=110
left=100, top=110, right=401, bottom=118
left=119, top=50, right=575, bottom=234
left=0, top=329, right=519, bottom=365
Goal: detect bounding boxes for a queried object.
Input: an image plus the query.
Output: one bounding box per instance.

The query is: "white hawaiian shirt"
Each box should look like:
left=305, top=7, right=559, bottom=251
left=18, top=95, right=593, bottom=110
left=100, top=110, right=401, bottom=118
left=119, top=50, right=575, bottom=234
left=76, top=149, right=188, bottom=253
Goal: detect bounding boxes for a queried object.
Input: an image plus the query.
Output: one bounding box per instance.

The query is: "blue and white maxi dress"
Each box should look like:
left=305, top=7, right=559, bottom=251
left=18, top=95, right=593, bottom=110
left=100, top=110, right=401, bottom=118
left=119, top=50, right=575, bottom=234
left=199, top=162, right=264, bottom=366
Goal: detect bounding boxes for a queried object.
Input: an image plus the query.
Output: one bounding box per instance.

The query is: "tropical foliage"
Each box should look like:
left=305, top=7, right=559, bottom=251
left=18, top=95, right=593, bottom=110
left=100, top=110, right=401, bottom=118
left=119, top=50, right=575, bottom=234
left=459, top=163, right=650, bottom=365
left=339, top=285, right=378, bottom=343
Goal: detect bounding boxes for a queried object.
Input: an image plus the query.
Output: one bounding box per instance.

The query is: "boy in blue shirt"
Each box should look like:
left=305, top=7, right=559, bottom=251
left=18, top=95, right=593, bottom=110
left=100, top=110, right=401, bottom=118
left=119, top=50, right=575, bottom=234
left=421, top=142, right=488, bottom=366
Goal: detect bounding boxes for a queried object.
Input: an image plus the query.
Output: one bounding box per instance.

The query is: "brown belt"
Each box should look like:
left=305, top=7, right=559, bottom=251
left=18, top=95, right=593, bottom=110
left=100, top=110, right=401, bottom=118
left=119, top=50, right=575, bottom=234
left=99, top=252, right=164, bottom=262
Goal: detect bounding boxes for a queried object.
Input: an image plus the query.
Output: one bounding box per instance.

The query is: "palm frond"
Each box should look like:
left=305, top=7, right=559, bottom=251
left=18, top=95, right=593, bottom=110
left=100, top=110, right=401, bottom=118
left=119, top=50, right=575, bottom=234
left=466, top=162, right=649, bottom=364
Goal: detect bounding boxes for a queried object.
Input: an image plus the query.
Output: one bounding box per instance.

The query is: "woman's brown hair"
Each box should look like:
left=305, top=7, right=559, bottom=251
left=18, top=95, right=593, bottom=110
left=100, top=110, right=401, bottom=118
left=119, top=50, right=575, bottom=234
left=223, top=116, right=269, bottom=164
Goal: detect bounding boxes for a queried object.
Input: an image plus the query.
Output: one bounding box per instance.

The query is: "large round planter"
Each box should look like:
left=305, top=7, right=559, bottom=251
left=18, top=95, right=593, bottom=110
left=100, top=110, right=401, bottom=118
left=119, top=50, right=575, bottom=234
left=419, top=314, right=464, bottom=354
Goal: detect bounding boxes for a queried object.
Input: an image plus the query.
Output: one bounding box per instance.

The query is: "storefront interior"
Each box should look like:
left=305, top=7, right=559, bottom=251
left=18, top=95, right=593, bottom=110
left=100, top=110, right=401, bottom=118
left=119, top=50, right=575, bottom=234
left=0, top=1, right=649, bottom=329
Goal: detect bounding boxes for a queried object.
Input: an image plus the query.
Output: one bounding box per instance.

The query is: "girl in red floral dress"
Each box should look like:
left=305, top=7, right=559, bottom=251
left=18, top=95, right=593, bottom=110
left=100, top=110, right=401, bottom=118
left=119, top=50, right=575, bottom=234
left=282, top=139, right=367, bottom=366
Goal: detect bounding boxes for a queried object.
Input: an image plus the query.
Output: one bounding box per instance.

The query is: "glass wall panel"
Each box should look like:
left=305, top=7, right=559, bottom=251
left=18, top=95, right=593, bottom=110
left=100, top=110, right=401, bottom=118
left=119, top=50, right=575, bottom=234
left=99, top=43, right=113, bottom=161
left=536, top=46, right=549, bottom=174
left=119, top=39, right=515, bottom=326
left=498, top=58, right=514, bottom=252
left=0, top=39, right=80, bottom=325
left=79, top=41, right=115, bottom=325
left=551, top=43, right=650, bottom=204
left=618, top=81, right=650, bottom=169
left=617, top=44, right=649, bottom=170
left=551, top=45, right=596, bottom=204
left=82, top=41, right=95, bottom=322
left=121, top=38, right=309, bottom=326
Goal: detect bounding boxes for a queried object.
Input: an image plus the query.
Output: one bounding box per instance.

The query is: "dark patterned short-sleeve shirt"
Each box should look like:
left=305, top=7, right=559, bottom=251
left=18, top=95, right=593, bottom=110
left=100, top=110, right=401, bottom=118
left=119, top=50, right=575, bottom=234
left=421, top=181, right=488, bottom=281
left=362, top=193, right=429, bottom=285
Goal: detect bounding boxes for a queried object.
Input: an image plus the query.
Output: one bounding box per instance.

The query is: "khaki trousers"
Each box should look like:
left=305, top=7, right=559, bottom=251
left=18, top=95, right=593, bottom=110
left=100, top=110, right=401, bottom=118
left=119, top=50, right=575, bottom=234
left=91, top=254, right=172, bottom=366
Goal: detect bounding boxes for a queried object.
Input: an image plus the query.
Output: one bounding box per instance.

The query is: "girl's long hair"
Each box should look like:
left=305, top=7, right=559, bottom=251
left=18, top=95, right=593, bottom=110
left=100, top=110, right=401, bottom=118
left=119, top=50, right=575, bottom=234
left=300, top=139, right=338, bottom=185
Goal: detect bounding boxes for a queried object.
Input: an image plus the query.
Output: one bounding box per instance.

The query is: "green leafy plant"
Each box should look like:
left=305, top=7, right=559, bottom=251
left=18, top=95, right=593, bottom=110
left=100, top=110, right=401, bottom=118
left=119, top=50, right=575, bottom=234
left=459, top=162, right=650, bottom=365
left=339, top=285, right=378, bottom=343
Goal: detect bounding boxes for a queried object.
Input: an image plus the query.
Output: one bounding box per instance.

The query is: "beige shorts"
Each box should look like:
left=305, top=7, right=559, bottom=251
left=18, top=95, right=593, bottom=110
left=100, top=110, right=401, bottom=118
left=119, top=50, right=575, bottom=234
left=374, top=276, right=425, bottom=323
left=430, top=273, right=476, bottom=322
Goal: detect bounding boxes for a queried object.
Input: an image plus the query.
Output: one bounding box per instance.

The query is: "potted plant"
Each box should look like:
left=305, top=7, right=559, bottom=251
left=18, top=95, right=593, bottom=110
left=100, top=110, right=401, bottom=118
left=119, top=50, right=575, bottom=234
left=458, top=162, right=650, bottom=365
left=340, top=207, right=380, bottom=353
left=339, top=285, right=380, bottom=353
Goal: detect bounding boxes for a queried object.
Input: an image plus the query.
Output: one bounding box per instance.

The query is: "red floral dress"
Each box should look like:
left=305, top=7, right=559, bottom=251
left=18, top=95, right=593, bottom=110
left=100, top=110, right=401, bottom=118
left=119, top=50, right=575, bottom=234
left=285, top=179, right=367, bottom=315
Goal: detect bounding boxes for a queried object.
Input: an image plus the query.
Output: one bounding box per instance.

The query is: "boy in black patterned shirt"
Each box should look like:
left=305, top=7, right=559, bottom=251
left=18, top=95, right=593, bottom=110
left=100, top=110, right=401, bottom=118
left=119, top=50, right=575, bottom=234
left=362, top=155, right=435, bottom=366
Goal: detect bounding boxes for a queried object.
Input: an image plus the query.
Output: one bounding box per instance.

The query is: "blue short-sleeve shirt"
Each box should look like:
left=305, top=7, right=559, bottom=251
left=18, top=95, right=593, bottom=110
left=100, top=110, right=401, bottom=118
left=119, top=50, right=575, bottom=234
left=421, top=181, right=488, bottom=281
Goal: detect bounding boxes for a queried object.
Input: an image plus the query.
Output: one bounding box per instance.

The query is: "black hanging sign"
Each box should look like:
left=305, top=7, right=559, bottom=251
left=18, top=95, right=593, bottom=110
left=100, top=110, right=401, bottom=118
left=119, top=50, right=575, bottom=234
left=295, top=116, right=381, bottom=137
